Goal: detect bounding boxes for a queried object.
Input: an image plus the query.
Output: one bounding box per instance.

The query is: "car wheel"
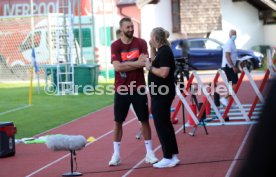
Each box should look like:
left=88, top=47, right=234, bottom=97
left=237, top=60, right=253, bottom=72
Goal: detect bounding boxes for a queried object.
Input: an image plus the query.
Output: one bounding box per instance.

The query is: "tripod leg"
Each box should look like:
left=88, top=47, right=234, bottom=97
left=181, top=103, right=186, bottom=133
left=189, top=103, right=209, bottom=136
left=198, top=104, right=208, bottom=135
left=189, top=118, right=209, bottom=136
left=200, top=119, right=208, bottom=135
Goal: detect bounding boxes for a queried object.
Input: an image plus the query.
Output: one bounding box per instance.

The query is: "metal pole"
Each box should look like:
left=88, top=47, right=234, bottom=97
left=102, top=0, right=109, bottom=81
left=30, top=0, right=40, bottom=94
left=62, top=0, right=69, bottom=86
left=30, top=0, right=34, bottom=60
left=47, top=14, right=53, bottom=64
left=78, top=0, right=83, bottom=63
left=90, top=0, right=96, bottom=64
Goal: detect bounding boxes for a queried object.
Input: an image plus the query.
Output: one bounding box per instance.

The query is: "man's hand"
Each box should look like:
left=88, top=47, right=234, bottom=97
left=113, top=54, right=146, bottom=72
left=138, top=53, right=147, bottom=62
left=225, top=52, right=238, bottom=73
left=134, top=53, right=147, bottom=67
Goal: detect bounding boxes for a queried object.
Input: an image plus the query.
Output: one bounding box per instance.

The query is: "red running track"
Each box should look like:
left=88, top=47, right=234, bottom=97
left=0, top=73, right=268, bottom=177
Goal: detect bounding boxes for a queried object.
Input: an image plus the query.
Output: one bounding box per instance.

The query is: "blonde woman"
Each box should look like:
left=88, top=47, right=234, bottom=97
left=146, top=27, right=180, bottom=168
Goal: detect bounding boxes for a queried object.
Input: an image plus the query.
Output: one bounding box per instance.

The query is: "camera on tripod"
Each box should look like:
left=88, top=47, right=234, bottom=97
left=175, top=57, right=190, bottom=74
left=174, top=40, right=191, bottom=83
left=174, top=39, right=198, bottom=92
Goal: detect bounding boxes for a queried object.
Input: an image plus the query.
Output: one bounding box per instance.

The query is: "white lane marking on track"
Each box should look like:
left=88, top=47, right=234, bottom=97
left=122, top=126, right=183, bottom=177
left=25, top=117, right=137, bottom=177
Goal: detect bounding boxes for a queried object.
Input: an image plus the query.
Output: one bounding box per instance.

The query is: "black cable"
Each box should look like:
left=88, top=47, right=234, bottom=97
left=82, top=158, right=245, bottom=175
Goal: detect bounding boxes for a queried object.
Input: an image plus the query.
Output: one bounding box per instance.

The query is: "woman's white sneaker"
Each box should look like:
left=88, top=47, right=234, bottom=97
left=172, top=155, right=180, bottom=166
left=153, top=158, right=176, bottom=168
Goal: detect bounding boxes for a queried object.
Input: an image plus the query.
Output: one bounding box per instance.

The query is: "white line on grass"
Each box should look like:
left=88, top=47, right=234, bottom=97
left=25, top=116, right=137, bottom=177
left=0, top=105, right=31, bottom=116
left=225, top=124, right=254, bottom=177
left=122, top=125, right=184, bottom=177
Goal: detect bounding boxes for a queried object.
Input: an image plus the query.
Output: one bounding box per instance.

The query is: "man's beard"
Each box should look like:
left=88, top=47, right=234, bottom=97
left=124, top=31, right=134, bottom=38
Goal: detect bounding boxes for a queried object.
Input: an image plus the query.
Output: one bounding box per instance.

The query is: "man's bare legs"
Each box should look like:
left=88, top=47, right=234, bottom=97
left=140, top=120, right=158, bottom=163
left=109, top=122, right=123, bottom=166
left=109, top=120, right=158, bottom=166
left=140, top=120, right=151, bottom=140
left=113, top=122, right=123, bottom=142
left=113, top=120, right=151, bottom=141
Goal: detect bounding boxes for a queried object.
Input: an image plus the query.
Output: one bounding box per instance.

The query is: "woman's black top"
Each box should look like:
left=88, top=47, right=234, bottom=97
left=148, top=45, right=176, bottom=98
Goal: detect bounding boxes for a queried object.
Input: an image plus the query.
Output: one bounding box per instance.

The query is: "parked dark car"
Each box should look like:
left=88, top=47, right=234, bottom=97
left=170, top=38, right=264, bottom=71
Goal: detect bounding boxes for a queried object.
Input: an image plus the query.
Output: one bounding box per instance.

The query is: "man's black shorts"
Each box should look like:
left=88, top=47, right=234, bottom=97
left=114, top=91, right=149, bottom=123
left=222, top=66, right=238, bottom=84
